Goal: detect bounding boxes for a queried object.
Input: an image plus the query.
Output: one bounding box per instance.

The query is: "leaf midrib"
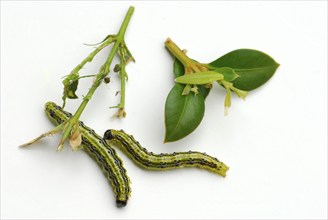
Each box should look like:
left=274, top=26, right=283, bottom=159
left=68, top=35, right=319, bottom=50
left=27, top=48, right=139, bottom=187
left=168, top=94, right=190, bottom=140
left=234, top=66, right=277, bottom=72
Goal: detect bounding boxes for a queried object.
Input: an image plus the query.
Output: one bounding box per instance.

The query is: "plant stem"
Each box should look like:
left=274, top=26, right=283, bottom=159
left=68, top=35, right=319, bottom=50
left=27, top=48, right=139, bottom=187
left=58, top=6, right=135, bottom=150
left=165, top=38, right=204, bottom=73
left=73, top=6, right=133, bottom=118
left=61, top=36, right=115, bottom=107
left=111, top=42, right=131, bottom=117
left=72, top=38, right=114, bottom=75
left=118, top=49, right=127, bottom=116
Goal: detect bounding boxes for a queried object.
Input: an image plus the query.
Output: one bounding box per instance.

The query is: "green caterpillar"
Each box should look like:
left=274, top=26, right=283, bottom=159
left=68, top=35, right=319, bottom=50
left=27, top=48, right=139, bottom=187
left=103, top=130, right=229, bottom=177
left=45, top=101, right=229, bottom=208
left=45, top=102, right=131, bottom=207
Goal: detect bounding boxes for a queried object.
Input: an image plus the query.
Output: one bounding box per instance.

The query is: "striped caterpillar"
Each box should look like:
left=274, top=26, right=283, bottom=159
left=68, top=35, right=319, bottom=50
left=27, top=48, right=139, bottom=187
left=45, top=101, right=229, bottom=207
left=45, top=102, right=131, bottom=207
left=103, top=130, right=229, bottom=177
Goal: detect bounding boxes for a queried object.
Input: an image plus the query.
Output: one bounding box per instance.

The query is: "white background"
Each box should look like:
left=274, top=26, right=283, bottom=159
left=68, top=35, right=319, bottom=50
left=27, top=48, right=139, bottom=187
left=1, top=1, right=327, bottom=219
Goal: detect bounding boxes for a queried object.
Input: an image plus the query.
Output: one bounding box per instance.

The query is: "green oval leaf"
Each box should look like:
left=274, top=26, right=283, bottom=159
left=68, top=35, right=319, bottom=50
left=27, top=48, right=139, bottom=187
left=175, top=71, right=223, bottom=85
left=173, top=58, right=211, bottom=99
left=164, top=83, right=205, bottom=142
left=209, top=49, right=279, bottom=91
left=212, top=67, right=239, bottom=82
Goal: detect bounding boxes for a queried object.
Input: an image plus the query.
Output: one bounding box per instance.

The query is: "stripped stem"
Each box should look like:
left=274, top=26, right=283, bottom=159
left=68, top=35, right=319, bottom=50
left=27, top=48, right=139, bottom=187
left=62, top=36, right=115, bottom=107
left=165, top=38, right=206, bottom=73
left=58, top=6, right=135, bottom=150
left=21, top=6, right=135, bottom=151
left=111, top=43, right=129, bottom=118
left=20, top=123, right=64, bottom=147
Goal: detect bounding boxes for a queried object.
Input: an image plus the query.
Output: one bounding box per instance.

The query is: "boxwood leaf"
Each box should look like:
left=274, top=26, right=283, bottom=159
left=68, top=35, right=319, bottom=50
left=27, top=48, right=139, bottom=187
left=212, top=67, right=239, bottom=82
left=173, top=58, right=211, bottom=99
left=175, top=71, right=223, bottom=85
left=165, top=83, right=205, bottom=142
left=209, top=49, right=279, bottom=91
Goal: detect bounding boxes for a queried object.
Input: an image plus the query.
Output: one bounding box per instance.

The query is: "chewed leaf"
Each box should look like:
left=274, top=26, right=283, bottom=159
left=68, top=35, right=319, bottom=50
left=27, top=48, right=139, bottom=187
left=175, top=71, right=223, bottom=85
left=209, top=49, right=279, bottom=91
left=165, top=84, right=205, bottom=142
left=66, top=80, right=79, bottom=99
left=62, top=73, right=79, bottom=100
left=213, top=67, right=239, bottom=82
left=62, top=79, right=79, bottom=102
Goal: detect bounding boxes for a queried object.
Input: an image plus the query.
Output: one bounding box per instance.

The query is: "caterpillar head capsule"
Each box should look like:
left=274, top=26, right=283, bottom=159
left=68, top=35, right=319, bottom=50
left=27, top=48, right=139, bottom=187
left=104, top=130, right=114, bottom=140
left=116, top=199, right=127, bottom=208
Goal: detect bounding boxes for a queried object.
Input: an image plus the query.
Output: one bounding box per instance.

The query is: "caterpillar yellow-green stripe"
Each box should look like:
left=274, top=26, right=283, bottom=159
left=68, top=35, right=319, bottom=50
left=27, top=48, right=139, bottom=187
left=103, top=129, right=229, bottom=177
left=45, top=101, right=229, bottom=208
left=45, top=101, right=131, bottom=208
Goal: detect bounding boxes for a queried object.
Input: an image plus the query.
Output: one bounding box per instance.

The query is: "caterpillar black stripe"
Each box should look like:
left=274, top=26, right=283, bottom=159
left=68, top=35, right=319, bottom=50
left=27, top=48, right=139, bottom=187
left=103, top=129, right=229, bottom=177
left=45, top=101, right=131, bottom=207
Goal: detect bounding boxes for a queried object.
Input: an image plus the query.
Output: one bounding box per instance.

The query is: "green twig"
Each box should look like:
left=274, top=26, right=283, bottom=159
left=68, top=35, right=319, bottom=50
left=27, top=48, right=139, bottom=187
left=62, top=35, right=116, bottom=107
left=22, top=6, right=135, bottom=151
left=165, top=38, right=206, bottom=73
left=111, top=43, right=130, bottom=118
left=58, top=6, right=135, bottom=150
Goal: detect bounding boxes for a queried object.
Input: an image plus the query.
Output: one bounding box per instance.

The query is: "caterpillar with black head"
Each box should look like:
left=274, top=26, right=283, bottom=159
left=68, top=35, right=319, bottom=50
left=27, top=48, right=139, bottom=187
left=103, top=129, right=229, bottom=177
left=45, top=101, right=131, bottom=208
left=45, top=101, right=228, bottom=208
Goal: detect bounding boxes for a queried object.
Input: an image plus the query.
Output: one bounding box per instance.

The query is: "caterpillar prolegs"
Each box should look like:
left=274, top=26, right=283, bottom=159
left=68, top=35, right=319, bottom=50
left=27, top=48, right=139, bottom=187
left=45, top=102, right=131, bottom=207
left=104, top=130, right=229, bottom=177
